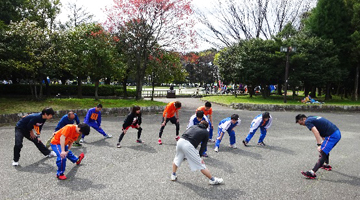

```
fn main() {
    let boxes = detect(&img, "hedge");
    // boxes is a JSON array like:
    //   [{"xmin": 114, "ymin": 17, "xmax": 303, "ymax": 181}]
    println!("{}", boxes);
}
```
[{"xmin": 0, "ymin": 84, "xmax": 136, "ymax": 97}]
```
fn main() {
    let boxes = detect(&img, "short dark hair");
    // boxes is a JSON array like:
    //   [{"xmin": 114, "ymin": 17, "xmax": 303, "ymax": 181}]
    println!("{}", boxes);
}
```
[
  {"xmin": 196, "ymin": 110, "xmax": 204, "ymax": 118},
  {"xmin": 174, "ymin": 101, "xmax": 181, "ymax": 108},
  {"xmin": 262, "ymin": 112, "xmax": 270, "ymax": 119},
  {"xmin": 199, "ymin": 120, "xmax": 209, "ymax": 128},
  {"xmin": 205, "ymin": 101, "xmax": 211, "ymax": 108},
  {"xmin": 78, "ymin": 123, "xmax": 90, "ymax": 135},
  {"xmin": 97, "ymin": 104, "xmax": 103, "ymax": 108},
  {"xmin": 231, "ymin": 114, "xmax": 239, "ymax": 120},
  {"xmin": 42, "ymin": 107, "xmax": 55, "ymax": 116},
  {"xmin": 295, "ymin": 114, "xmax": 307, "ymax": 123},
  {"xmin": 132, "ymin": 105, "xmax": 141, "ymax": 114}
]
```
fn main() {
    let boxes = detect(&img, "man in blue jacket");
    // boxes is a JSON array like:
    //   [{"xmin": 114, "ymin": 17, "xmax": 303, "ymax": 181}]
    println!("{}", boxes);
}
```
[
  {"xmin": 81, "ymin": 104, "xmax": 112, "ymax": 143},
  {"xmin": 13, "ymin": 108, "xmax": 57, "ymax": 166}
]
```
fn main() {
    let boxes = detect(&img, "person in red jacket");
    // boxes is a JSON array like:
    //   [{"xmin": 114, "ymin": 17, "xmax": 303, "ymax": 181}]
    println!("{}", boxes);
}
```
[{"xmin": 158, "ymin": 101, "xmax": 181, "ymax": 145}]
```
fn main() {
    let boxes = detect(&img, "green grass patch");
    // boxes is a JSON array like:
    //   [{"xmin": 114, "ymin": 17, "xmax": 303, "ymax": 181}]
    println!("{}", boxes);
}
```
[
  {"xmin": 202, "ymin": 94, "xmax": 360, "ymax": 106},
  {"xmin": 0, "ymin": 98, "xmax": 166, "ymax": 114}
]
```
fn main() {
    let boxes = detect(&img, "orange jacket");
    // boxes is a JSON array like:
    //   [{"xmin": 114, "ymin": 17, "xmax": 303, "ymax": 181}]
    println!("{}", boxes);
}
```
[
  {"xmin": 196, "ymin": 106, "xmax": 213, "ymax": 116},
  {"xmin": 51, "ymin": 125, "xmax": 80, "ymax": 146},
  {"xmin": 163, "ymin": 101, "xmax": 180, "ymax": 118}
]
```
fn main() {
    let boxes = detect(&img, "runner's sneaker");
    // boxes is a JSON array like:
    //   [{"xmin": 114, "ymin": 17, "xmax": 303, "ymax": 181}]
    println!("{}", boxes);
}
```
[
  {"xmin": 76, "ymin": 153, "xmax": 85, "ymax": 165},
  {"xmin": 12, "ymin": 161, "xmax": 19, "ymax": 166},
  {"xmin": 321, "ymin": 164, "xmax": 332, "ymax": 171},
  {"xmin": 72, "ymin": 142, "xmax": 82, "ymax": 147},
  {"xmin": 208, "ymin": 139, "xmax": 215, "ymax": 143},
  {"xmin": 47, "ymin": 151, "xmax": 57, "ymax": 158},
  {"xmin": 80, "ymin": 138, "xmax": 84, "ymax": 143},
  {"xmin": 301, "ymin": 171, "xmax": 316, "ymax": 179},
  {"xmin": 104, "ymin": 134, "xmax": 112, "ymax": 138},
  {"xmin": 170, "ymin": 174, "xmax": 177, "ymax": 181},
  {"xmin": 257, "ymin": 142, "xmax": 266, "ymax": 146},
  {"xmin": 230, "ymin": 144, "xmax": 237, "ymax": 149},
  {"xmin": 202, "ymin": 153, "xmax": 209, "ymax": 157},
  {"xmin": 57, "ymin": 174, "xmax": 67, "ymax": 180},
  {"xmin": 158, "ymin": 138, "xmax": 162, "ymax": 145},
  {"xmin": 136, "ymin": 139, "xmax": 144, "ymax": 143},
  {"xmin": 175, "ymin": 136, "xmax": 180, "ymax": 141},
  {"xmin": 209, "ymin": 177, "xmax": 223, "ymax": 185},
  {"xmin": 214, "ymin": 147, "xmax": 219, "ymax": 152},
  {"xmin": 242, "ymin": 140, "xmax": 248, "ymax": 147},
  {"xmin": 117, "ymin": 143, "xmax": 121, "ymax": 148}
]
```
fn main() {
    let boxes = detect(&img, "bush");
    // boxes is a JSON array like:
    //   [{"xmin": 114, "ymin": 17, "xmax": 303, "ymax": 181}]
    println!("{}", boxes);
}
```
[{"xmin": 0, "ymin": 84, "xmax": 135, "ymax": 97}]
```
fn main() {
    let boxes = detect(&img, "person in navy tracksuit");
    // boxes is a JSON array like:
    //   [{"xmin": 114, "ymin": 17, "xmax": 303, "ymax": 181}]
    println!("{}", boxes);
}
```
[
  {"xmin": 214, "ymin": 114, "xmax": 241, "ymax": 152},
  {"xmin": 13, "ymin": 108, "xmax": 56, "ymax": 166},
  {"xmin": 81, "ymin": 104, "xmax": 111, "ymax": 142},
  {"xmin": 296, "ymin": 114, "xmax": 341, "ymax": 179},
  {"xmin": 242, "ymin": 112, "xmax": 272, "ymax": 146},
  {"xmin": 187, "ymin": 110, "xmax": 211, "ymax": 157}
]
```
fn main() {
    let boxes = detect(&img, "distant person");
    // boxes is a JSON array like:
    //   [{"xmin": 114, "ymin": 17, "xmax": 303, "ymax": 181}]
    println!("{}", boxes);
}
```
[
  {"xmin": 117, "ymin": 106, "xmax": 143, "ymax": 148},
  {"xmin": 171, "ymin": 121, "xmax": 223, "ymax": 185},
  {"xmin": 81, "ymin": 104, "xmax": 112, "ymax": 143},
  {"xmin": 242, "ymin": 112, "xmax": 273, "ymax": 146},
  {"xmin": 296, "ymin": 114, "xmax": 341, "ymax": 179},
  {"xmin": 13, "ymin": 108, "xmax": 57, "ymax": 166},
  {"xmin": 214, "ymin": 114, "xmax": 241, "ymax": 152},
  {"xmin": 158, "ymin": 101, "xmax": 181, "ymax": 145},
  {"xmin": 50, "ymin": 123, "xmax": 90, "ymax": 180},
  {"xmin": 196, "ymin": 102, "xmax": 214, "ymax": 142},
  {"xmin": 45, "ymin": 111, "xmax": 81, "ymax": 148}
]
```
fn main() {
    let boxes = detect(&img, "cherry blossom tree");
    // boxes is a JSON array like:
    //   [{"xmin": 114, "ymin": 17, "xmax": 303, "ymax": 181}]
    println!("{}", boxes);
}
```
[{"xmin": 104, "ymin": 0, "xmax": 196, "ymax": 99}]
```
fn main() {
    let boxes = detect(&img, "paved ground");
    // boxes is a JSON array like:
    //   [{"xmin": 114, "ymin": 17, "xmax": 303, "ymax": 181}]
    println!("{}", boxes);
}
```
[{"xmin": 1, "ymin": 98, "xmax": 360, "ymax": 200}]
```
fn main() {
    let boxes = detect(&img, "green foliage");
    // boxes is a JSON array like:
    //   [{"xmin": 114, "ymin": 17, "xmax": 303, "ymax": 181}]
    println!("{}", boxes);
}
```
[{"xmin": 0, "ymin": 84, "xmax": 136, "ymax": 96}]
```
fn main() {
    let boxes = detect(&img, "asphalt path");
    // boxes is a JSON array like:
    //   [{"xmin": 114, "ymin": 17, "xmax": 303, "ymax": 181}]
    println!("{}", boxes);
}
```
[{"xmin": 1, "ymin": 98, "xmax": 360, "ymax": 200}]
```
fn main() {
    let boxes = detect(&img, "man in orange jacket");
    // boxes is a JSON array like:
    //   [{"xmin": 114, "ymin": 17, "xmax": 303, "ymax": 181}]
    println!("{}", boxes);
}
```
[{"xmin": 158, "ymin": 101, "xmax": 181, "ymax": 145}]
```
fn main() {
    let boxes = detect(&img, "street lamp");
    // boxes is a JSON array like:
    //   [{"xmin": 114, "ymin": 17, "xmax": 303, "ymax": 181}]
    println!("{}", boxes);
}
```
[{"xmin": 280, "ymin": 46, "xmax": 296, "ymax": 103}]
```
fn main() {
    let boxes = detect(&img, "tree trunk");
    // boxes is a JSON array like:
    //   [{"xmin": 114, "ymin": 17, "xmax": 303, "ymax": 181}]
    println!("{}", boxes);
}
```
[
  {"xmin": 292, "ymin": 86, "xmax": 296, "ymax": 100},
  {"xmin": 248, "ymin": 85, "xmax": 254, "ymax": 98},
  {"xmin": 77, "ymin": 76, "xmax": 83, "ymax": 98},
  {"xmin": 325, "ymin": 83, "xmax": 332, "ymax": 100},
  {"xmin": 39, "ymin": 83, "xmax": 43, "ymax": 99},
  {"xmin": 318, "ymin": 87, "xmax": 322, "ymax": 97},
  {"xmin": 105, "ymin": 77, "xmax": 111, "ymax": 85},
  {"xmin": 311, "ymin": 86, "xmax": 316, "ymax": 98},
  {"xmin": 94, "ymin": 80, "xmax": 99, "ymax": 100},
  {"xmin": 261, "ymin": 84, "xmax": 266, "ymax": 99},
  {"xmin": 304, "ymin": 83, "xmax": 310, "ymax": 97},
  {"xmin": 151, "ymin": 79, "xmax": 155, "ymax": 101},
  {"xmin": 353, "ymin": 65, "xmax": 359, "ymax": 101},
  {"xmin": 45, "ymin": 80, "xmax": 50, "ymax": 97},
  {"xmin": 277, "ymin": 83, "xmax": 282, "ymax": 95},
  {"xmin": 122, "ymin": 78, "xmax": 128, "ymax": 99},
  {"xmin": 34, "ymin": 84, "xmax": 38, "ymax": 99}
]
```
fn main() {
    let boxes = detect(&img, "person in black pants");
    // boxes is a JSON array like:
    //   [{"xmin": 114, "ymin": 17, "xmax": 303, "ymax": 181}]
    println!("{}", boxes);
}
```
[
  {"xmin": 117, "ymin": 106, "xmax": 143, "ymax": 148},
  {"xmin": 13, "ymin": 108, "xmax": 57, "ymax": 166}
]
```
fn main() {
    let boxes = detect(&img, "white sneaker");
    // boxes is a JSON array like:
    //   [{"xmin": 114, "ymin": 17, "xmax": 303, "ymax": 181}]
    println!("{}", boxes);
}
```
[
  {"xmin": 47, "ymin": 151, "xmax": 57, "ymax": 158},
  {"xmin": 12, "ymin": 161, "xmax": 19, "ymax": 166},
  {"xmin": 209, "ymin": 177, "xmax": 223, "ymax": 185},
  {"xmin": 171, "ymin": 174, "xmax": 177, "ymax": 181},
  {"xmin": 117, "ymin": 143, "xmax": 121, "ymax": 148},
  {"xmin": 214, "ymin": 147, "xmax": 219, "ymax": 152},
  {"xmin": 104, "ymin": 134, "xmax": 112, "ymax": 138},
  {"xmin": 80, "ymin": 138, "xmax": 84, "ymax": 143},
  {"xmin": 230, "ymin": 144, "xmax": 237, "ymax": 149}
]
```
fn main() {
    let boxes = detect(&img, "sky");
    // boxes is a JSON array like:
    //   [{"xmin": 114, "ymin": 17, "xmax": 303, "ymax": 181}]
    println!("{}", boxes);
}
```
[{"xmin": 56, "ymin": 0, "xmax": 214, "ymax": 52}]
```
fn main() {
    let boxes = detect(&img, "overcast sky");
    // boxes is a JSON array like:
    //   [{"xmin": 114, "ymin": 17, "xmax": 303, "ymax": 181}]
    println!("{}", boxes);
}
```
[{"xmin": 56, "ymin": 0, "xmax": 214, "ymax": 51}]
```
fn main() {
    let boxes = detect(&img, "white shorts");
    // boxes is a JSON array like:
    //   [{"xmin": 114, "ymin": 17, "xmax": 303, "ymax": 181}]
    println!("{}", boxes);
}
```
[{"xmin": 173, "ymin": 138, "xmax": 206, "ymax": 171}]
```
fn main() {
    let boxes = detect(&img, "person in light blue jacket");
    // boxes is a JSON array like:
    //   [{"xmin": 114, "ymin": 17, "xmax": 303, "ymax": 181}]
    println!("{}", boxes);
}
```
[{"xmin": 242, "ymin": 112, "xmax": 272, "ymax": 146}]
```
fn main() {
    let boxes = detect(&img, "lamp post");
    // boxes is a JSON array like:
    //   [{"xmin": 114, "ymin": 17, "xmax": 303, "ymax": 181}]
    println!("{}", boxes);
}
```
[{"xmin": 280, "ymin": 46, "xmax": 296, "ymax": 103}]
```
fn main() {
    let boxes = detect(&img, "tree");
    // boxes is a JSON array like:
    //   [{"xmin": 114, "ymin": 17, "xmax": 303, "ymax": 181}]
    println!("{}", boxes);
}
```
[
  {"xmin": 63, "ymin": 1, "xmax": 94, "ymax": 28},
  {"xmin": 104, "ymin": 0, "xmax": 195, "ymax": 100},
  {"xmin": 195, "ymin": 0, "xmax": 314, "ymax": 48},
  {"xmin": 147, "ymin": 49, "xmax": 186, "ymax": 100}
]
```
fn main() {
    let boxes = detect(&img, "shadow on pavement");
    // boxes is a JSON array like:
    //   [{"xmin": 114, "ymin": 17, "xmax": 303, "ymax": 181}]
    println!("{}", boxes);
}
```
[
  {"xmin": 127, "ymin": 144, "xmax": 158, "ymax": 153},
  {"xmin": 84, "ymin": 138, "xmax": 112, "ymax": 147},
  {"xmin": 57, "ymin": 164, "xmax": 106, "ymax": 191},
  {"xmin": 321, "ymin": 170, "xmax": 360, "ymax": 186},
  {"xmin": 219, "ymin": 148, "xmax": 263, "ymax": 160},
  {"xmin": 204, "ymin": 157, "xmax": 235, "ymax": 174},
  {"xmin": 15, "ymin": 157, "xmax": 55, "ymax": 174},
  {"xmin": 177, "ymin": 181, "xmax": 245, "ymax": 199},
  {"xmin": 260, "ymin": 145, "xmax": 297, "ymax": 155}
]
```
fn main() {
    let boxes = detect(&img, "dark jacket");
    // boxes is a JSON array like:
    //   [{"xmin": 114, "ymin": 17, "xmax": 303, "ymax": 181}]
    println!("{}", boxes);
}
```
[
  {"xmin": 182, "ymin": 124, "xmax": 209, "ymax": 156},
  {"xmin": 122, "ymin": 112, "xmax": 142, "ymax": 129}
]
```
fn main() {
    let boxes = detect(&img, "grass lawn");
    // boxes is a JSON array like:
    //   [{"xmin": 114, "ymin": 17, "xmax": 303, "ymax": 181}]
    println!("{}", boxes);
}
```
[
  {"xmin": 202, "ymin": 94, "xmax": 360, "ymax": 106},
  {"xmin": 0, "ymin": 98, "xmax": 166, "ymax": 115}
]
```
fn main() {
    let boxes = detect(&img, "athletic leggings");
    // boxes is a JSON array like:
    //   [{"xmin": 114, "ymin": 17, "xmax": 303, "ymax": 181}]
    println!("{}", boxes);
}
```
[
  {"xmin": 118, "ymin": 125, "xmax": 142, "ymax": 143},
  {"xmin": 312, "ymin": 150, "xmax": 329, "ymax": 172},
  {"xmin": 158, "ymin": 116, "xmax": 180, "ymax": 138}
]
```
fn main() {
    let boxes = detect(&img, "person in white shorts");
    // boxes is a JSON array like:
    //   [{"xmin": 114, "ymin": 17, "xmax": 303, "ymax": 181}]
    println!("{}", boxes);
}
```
[{"xmin": 171, "ymin": 121, "xmax": 223, "ymax": 185}]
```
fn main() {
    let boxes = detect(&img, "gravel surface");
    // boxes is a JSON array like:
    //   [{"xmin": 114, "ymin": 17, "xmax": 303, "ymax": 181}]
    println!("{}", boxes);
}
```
[{"xmin": 1, "ymin": 97, "xmax": 360, "ymax": 200}]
